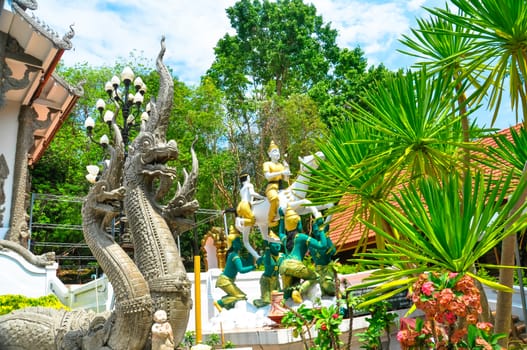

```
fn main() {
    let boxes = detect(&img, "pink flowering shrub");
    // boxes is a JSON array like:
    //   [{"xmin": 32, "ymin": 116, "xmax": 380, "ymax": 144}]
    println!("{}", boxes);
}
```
[{"xmin": 397, "ymin": 272, "xmax": 506, "ymax": 349}]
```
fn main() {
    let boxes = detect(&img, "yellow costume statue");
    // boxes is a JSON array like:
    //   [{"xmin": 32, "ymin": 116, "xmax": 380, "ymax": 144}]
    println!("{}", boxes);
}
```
[
  {"xmin": 263, "ymin": 141, "xmax": 290, "ymax": 227},
  {"xmin": 236, "ymin": 173, "xmax": 264, "ymax": 228}
]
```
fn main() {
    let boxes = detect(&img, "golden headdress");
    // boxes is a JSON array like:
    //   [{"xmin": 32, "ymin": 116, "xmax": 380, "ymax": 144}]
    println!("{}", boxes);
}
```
[
  {"xmin": 268, "ymin": 140, "xmax": 279, "ymax": 153},
  {"xmin": 284, "ymin": 206, "xmax": 300, "ymax": 232},
  {"xmin": 227, "ymin": 225, "xmax": 240, "ymax": 250},
  {"xmin": 268, "ymin": 230, "xmax": 280, "ymax": 241}
]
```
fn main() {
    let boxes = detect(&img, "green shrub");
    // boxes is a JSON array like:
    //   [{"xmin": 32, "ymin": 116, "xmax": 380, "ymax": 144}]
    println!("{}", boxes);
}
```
[
  {"xmin": 336, "ymin": 263, "xmax": 362, "ymax": 275},
  {"xmin": 0, "ymin": 294, "xmax": 69, "ymax": 316}
]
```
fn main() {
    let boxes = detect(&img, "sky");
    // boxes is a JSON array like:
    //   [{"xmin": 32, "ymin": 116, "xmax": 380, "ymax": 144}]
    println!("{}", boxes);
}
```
[{"xmin": 31, "ymin": 0, "xmax": 518, "ymax": 130}]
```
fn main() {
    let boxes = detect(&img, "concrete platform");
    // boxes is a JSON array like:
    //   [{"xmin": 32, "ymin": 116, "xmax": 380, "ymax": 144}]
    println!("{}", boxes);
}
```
[{"xmin": 203, "ymin": 314, "xmax": 405, "ymax": 350}]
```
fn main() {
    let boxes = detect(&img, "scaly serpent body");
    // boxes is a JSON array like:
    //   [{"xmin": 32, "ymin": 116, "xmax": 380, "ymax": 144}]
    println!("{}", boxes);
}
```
[{"xmin": 0, "ymin": 38, "xmax": 198, "ymax": 349}]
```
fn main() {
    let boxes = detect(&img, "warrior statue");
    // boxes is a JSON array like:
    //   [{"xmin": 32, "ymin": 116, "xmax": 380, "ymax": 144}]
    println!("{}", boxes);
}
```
[
  {"xmin": 0, "ymin": 37, "xmax": 199, "ymax": 350},
  {"xmin": 262, "ymin": 141, "xmax": 290, "ymax": 227}
]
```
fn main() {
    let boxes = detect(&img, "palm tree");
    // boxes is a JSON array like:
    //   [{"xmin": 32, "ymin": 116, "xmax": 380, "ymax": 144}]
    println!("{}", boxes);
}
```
[
  {"xmin": 306, "ymin": 120, "xmax": 394, "ymax": 253},
  {"xmin": 398, "ymin": 8, "xmax": 479, "ymax": 169},
  {"xmin": 307, "ymin": 66, "xmax": 483, "ymax": 254},
  {"xmin": 347, "ymin": 170, "xmax": 527, "ymax": 308},
  {"xmin": 429, "ymin": 1, "xmax": 527, "ymax": 343},
  {"xmin": 398, "ymin": 9, "xmax": 498, "ymax": 321},
  {"xmin": 429, "ymin": 0, "xmax": 527, "ymax": 125}
]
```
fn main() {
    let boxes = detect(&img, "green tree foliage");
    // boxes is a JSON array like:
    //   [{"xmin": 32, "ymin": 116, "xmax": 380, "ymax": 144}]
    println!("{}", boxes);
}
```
[
  {"xmin": 28, "ymin": 1, "xmax": 392, "ymax": 273},
  {"xmin": 30, "ymin": 62, "xmax": 115, "ymax": 259},
  {"xmin": 310, "ymin": 47, "xmax": 391, "ymax": 126},
  {"xmin": 208, "ymin": 0, "xmax": 340, "ymax": 98},
  {"xmin": 206, "ymin": 0, "xmax": 368, "ymax": 193}
]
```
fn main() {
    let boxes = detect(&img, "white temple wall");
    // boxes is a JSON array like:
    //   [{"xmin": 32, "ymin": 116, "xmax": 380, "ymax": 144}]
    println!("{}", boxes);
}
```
[
  {"xmin": 0, "ymin": 100, "xmax": 20, "ymax": 239},
  {"xmin": 187, "ymin": 268, "xmax": 263, "ymax": 333},
  {"xmin": 0, "ymin": 248, "xmax": 59, "ymax": 297}
]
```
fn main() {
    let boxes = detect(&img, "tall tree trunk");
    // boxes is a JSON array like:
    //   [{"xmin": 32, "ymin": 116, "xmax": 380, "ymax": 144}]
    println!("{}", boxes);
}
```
[
  {"xmin": 494, "ymin": 161, "xmax": 527, "ymax": 347},
  {"xmin": 495, "ymin": 235, "xmax": 515, "ymax": 347}
]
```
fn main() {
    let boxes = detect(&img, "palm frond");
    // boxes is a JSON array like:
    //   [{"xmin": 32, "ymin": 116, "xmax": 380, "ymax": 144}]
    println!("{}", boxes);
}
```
[
  {"xmin": 346, "ymin": 169, "xmax": 527, "ymax": 303},
  {"xmin": 429, "ymin": 0, "xmax": 527, "ymax": 124}
]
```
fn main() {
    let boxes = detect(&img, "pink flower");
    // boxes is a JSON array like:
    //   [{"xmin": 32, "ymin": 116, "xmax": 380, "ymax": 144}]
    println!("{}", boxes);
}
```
[
  {"xmin": 405, "ymin": 272, "xmax": 489, "ymax": 349},
  {"xmin": 444, "ymin": 311, "xmax": 457, "ymax": 324},
  {"xmin": 396, "ymin": 330, "xmax": 406, "ymax": 342},
  {"xmin": 421, "ymin": 281, "xmax": 435, "ymax": 296},
  {"xmin": 477, "ymin": 322, "xmax": 493, "ymax": 333}
]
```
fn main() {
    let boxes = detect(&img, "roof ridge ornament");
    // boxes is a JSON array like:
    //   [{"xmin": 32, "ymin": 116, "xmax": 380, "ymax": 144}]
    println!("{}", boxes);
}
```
[
  {"xmin": 12, "ymin": 0, "xmax": 37, "ymax": 11},
  {"xmin": 11, "ymin": 1, "xmax": 75, "ymax": 50}
]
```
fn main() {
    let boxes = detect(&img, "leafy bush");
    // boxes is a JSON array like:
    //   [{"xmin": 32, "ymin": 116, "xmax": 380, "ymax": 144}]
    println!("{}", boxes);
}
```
[
  {"xmin": 0, "ymin": 294, "xmax": 69, "ymax": 316},
  {"xmin": 281, "ymin": 302, "xmax": 344, "ymax": 350},
  {"xmin": 356, "ymin": 300, "xmax": 397, "ymax": 349}
]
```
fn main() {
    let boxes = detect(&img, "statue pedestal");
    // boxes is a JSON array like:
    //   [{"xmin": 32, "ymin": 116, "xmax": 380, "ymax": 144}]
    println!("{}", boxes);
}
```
[
  {"xmin": 203, "ymin": 316, "xmax": 409, "ymax": 350},
  {"xmin": 203, "ymin": 318, "xmax": 355, "ymax": 350}
]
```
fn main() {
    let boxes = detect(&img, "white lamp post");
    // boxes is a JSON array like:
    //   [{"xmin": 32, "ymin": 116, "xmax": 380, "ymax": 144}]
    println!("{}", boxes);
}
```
[
  {"xmin": 85, "ymin": 165, "xmax": 100, "ymax": 184},
  {"xmin": 83, "ymin": 66, "xmax": 148, "ymax": 183}
]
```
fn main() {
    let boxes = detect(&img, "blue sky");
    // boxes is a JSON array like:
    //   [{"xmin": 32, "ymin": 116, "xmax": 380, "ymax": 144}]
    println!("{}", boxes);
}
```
[{"xmin": 35, "ymin": 0, "xmax": 517, "ymax": 130}]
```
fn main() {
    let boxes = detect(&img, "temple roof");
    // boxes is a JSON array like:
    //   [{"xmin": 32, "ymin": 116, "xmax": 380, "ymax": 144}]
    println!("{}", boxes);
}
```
[{"xmin": 0, "ymin": 0, "xmax": 81, "ymax": 165}]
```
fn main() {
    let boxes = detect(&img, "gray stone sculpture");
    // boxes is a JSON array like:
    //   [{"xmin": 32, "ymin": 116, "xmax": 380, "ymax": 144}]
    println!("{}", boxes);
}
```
[
  {"xmin": 6, "ymin": 106, "xmax": 53, "ymax": 247},
  {"xmin": 0, "ymin": 37, "xmax": 199, "ymax": 350},
  {"xmin": 151, "ymin": 310, "xmax": 175, "ymax": 350},
  {"xmin": 0, "ymin": 153, "xmax": 8, "ymax": 226}
]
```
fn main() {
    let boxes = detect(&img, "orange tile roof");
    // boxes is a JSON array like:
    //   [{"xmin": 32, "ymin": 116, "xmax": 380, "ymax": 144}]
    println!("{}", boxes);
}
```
[{"xmin": 328, "ymin": 196, "xmax": 375, "ymax": 253}]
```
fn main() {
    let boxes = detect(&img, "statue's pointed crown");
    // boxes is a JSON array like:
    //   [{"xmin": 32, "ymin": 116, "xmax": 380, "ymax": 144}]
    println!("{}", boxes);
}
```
[
  {"xmin": 268, "ymin": 140, "xmax": 279, "ymax": 153},
  {"xmin": 227, "ymin": 225, "xmax": 240, "ymax": 249},
  {"xmin": 285, "ymin": 206, "xmax": 300, "ymax": 231},
  {"xmin": 268, "ymin": 230, "xmax": 279, "ymax": 241}
]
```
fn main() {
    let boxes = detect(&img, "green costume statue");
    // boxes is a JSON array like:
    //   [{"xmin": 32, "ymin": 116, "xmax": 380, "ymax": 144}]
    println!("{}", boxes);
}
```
[
  {"xmin": 277, "ymin": 207, "xmax": 326, "ymax": 303},
  {"xmin": 253, "ymin": 238, "xmax": 283, "ymax": 308},
  {"xmin": 309, "ymin": 218, "xmax": 337, "ymax": 296},
  {"xmin": 215, "ymin": 228, "xmax": 257, "ymax": 310}
]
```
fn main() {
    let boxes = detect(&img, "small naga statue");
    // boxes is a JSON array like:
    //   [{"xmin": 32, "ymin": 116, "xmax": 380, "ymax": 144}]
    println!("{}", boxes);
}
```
[{"xmin": 0, "ymin": 37, "xmax": 199, "ymax": 350}]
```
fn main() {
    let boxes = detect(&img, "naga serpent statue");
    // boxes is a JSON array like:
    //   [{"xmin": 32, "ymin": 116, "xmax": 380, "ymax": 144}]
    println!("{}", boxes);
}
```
[{"xmin": 0, "ymin": 37, "xmax": 199, "ymax": 349}]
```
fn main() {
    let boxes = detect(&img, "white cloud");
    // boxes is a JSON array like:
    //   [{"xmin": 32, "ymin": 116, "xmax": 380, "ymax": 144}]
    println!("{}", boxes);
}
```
[
  {"xmin": 307, "ymin": 0, "xmax": 433, "ymax": 69},
  {"xmin": 37, "ymin": 0, "xmax": 237, "ymax": 85},
  {"xmin": 23, "ymin": 0, "xmax": 516, "ymax": 129},
  {"xmin": 406, "ymin": 0, "xmax": 427, "ymax": 11},
  {"xmin": 37, "ymin": 0, "xmax": 434, "ymax": 83}
]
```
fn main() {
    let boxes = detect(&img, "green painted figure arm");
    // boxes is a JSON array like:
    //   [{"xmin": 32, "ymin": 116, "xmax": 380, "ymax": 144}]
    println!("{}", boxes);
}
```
[
  {"xmin": 221, "ymin": 236, "xmax": 256, "ymax": 279},
  {"xmin": 277, "ymin": 208, "xmax": 287, "ymax": 243},
  {"xmin": 288, "ymin": 232, "xmax": 326, "ymax": 261},
  {"xmin": 311, "ymin": 217, "xmax": 328, "ymax": 249},
  {"xmin": 277, "ymin": 208, "xmax": 326, "ymax": 261},
  {"xmin": 310, "ymin": 219, "xmax": 336, "ymax": 266},
  {"xmin": 222, "ymin": 252, "xmax": 255, "ymax": 279}
]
